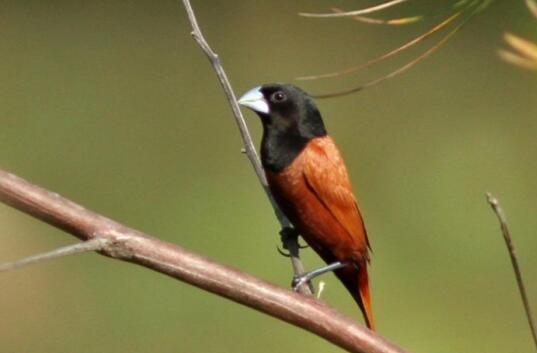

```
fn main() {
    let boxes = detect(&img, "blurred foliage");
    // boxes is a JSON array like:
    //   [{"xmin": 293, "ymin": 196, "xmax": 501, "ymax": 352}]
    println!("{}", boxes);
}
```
[
  {"xmin": 500, "ymin": 0, "xmax": 537, "ymax": 71},
  {"xmin": 1, "ymin": 1, "xmax": 536, "ymax": 353}
]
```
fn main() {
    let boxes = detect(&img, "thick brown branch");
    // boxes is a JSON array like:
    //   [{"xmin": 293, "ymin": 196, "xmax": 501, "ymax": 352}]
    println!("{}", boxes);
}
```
[
  {"xmin": 486, "ymin": 193, "xmax": 537, "ymax": 350},
  {"xmin": 180, "ymin": 0, "xmax": 312, "ymax": 294},
  {"xmin": 0, "ymin": 169, "xmax": 406, "ymax": 353}
]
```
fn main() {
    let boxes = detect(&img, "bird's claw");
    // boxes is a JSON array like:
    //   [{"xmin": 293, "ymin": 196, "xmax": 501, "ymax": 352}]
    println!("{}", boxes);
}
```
[{"xmin": 276, "ymin": 245, "xmax": 291, "ymax": 257}]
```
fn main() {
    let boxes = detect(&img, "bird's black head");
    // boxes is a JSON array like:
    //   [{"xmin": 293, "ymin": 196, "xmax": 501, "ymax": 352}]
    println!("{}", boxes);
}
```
[{"xmin": 238, "ymin": 83, "xmax": 327, "ymax": 172}]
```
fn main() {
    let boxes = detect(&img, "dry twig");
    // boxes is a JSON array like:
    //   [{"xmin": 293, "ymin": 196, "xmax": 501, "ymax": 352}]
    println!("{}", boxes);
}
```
[
  {"xmin": 486, "ymin": 193, "xmax": 537, "ymax": 350},
  {"xmin": 181, "ymin": 0, "xmax": 313, "ymax": 295},
  {"xmin": 0, "ymin": 238, "xmax": 108, "ymax": 272}
]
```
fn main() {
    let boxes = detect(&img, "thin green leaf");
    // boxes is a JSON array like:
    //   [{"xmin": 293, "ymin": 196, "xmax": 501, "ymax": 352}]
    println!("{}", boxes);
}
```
[
  {"xmin": 330, "ymin": 7, "xmax": 423, "ymax": 25},
  {"xmin": 299, "ymin": 0, "xmax": 410, "ymax": 18},
  {"xmin": 312, "ymin": 5, "xmax": 483, "ymax": 98}
]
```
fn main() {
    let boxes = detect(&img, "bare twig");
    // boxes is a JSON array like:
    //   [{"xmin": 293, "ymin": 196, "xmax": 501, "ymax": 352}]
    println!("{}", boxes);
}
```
[
  {"xmin": 486, "ymin": 193, "xmax": 537, "ymax": 350},
  {"xmin": 179, "ymin": 0, "xmax": 312, "ymax": 295},
  {"xmin": 0, "ymin": 169, "xmax": 407, "ymax": 353},
  {"xmin": 0, "ymin": 238, "xmax": 108, "ymax": 271}
]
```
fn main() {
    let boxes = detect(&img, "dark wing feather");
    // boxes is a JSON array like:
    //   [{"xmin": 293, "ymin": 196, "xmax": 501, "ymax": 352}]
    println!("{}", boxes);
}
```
[{"xmin": 302, "ymin": 137, "xmax": 370, "ymax": 257}]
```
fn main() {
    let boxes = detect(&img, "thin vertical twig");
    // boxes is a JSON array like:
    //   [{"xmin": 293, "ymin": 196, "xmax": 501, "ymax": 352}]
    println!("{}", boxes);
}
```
[
  {"xmin": 179, "ymin": 0, "xmax": 312, "ymax": 294},
  {"xmin": 486, "ymin": 193, "xmax": 537, "ymax": 350}
]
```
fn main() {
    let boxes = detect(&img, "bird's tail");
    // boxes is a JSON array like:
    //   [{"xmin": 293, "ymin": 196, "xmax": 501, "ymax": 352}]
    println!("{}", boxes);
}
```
[{"xmin": 336, "ymin": 264, "xmax": 374, "ymax": 330}]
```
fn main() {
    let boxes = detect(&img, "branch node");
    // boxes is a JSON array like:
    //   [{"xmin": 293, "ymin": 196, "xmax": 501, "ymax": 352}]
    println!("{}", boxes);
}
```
[{"xmin": 100, "ymin": 234, "xmax": 135, "ymax": 259}]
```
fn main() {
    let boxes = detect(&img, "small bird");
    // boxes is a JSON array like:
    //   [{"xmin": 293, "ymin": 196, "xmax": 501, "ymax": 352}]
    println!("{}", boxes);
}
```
[{"xmin": 238, "ymin": 83, "xmax": 374, "ymax": 330}]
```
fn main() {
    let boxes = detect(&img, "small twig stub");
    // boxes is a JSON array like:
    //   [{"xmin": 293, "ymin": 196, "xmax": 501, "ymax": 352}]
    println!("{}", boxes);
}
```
[{"xmin": 0, "ymin": 238, "xmax": 108, "ymax": 272}]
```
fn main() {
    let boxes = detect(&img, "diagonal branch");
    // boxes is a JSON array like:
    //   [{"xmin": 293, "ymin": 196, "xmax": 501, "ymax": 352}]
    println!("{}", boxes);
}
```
[
  {"xmin": 486, "ymin": 193, "xmax": 537, "ymax": 350},
  {"xmin": 180, "ymin": 0, "xmax": 312, "ymax": 295},
  {"xmin": 0, "ymin": 169, "xmax": 407, "ymax": 353}
]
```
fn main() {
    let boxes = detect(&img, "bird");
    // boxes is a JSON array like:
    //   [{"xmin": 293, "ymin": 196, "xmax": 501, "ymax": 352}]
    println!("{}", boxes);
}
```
[{"xmin": 238, "ymin": 83, "xmax": 374, "ymax": 330}]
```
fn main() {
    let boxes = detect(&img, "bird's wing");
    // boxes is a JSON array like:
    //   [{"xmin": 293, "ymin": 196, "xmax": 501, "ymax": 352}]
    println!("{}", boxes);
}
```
[{"xmin": 302, "ymin": 137, "xmax": 370, "ymax": 254}]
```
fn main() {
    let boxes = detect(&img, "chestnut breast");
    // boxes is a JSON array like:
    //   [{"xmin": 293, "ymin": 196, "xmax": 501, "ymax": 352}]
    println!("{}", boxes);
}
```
[{"xmin": 266, "ymin": 136, "xmax": 368, "ymax": 263}]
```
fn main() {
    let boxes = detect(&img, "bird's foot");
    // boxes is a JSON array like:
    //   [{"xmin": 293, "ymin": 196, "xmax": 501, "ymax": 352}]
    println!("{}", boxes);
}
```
[
  {"xmin": 279, "ymin": 227, "xmax": 298, "ymax": 244},
  {"xmin": 292, "ymin": 274, "xmax": 312, "ymax": 292},
  {"xmin": 276, "ymin": 245, "xmax": 291, "ymax": 257},
  {"xmin": 277, "ymin": 227, "xmax": 308, "ymax": 258},
  {"xmin": 291, "ymin": 261, "xmax": 349, "ymax": 292}
]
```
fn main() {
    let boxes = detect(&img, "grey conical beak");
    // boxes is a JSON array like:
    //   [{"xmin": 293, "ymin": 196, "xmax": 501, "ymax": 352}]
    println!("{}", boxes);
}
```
[{"xmin": 238, "ymin": 86, "xmax": 269, "ymax": 114}]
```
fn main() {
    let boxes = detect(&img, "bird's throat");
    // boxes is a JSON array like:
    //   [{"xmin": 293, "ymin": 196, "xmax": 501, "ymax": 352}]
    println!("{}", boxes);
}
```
[{"xmin": 260, "ymin": 129, "xmax": 310, "ymax": 172}]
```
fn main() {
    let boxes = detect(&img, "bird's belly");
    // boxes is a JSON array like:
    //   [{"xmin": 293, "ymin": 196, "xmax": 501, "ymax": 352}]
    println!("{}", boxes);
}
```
[
  {"xmin": 290, "ymin": 190, "xmax": 356, "ymax": 261},
  {"xmin": 267, "ymin": 171, "xmax": 359, "ymax": 262}
]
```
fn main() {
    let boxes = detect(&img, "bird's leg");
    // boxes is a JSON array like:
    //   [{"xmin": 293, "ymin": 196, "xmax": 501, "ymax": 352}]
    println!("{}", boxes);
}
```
[
  {"xmin": 291, "ymin": 261, "xmax": 349, "ymax": 292},
  {"xmin": 278, "ymin": 227, "xmax": 317, "ymax": 294}
]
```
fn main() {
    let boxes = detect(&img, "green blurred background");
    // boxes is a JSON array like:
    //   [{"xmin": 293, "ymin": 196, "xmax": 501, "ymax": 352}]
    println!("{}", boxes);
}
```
[{"xmin": 1, "ymin": 1, "xmax": 536, "ymax": 352}]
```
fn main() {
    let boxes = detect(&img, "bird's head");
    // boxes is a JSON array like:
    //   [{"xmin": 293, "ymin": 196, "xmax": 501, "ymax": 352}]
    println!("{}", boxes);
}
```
[{"xmin": 238, "ymin": 83, "xmax": 326, "ymax": 139}]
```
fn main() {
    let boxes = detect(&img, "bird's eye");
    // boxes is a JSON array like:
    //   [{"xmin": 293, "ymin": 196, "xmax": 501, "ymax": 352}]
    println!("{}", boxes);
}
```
[{"xmin": 271, "ymin": 91, "xmax": 287, "ymax": 103}]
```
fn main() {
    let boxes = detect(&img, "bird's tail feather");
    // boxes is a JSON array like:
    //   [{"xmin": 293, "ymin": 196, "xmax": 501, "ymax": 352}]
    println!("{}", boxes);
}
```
[{"xmin": 336, "ymin": 265, "xmax": 374, "ymax": 330}]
